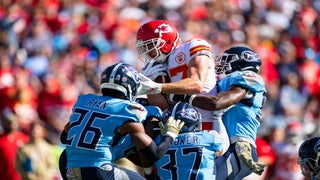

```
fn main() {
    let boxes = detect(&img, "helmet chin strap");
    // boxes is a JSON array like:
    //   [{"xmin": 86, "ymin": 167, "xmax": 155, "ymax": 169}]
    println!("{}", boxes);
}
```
[{"xmin": 145, "ymin": 48, "xmax": 168, "ymax": 64}]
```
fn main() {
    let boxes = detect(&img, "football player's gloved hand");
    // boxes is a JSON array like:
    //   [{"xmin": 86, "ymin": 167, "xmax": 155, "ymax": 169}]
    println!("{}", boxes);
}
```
[
  {"xmin": 235, "ymin": 141, "xmax": 267, "ymax": 175},
  {"xmin": 166, "ymin": 94, "xmax": 196, "ymax": 105},
  {"xmin": 141, "ymin": 60, "xmax": 167, "ymax": 81},
  {"xmin": 159, "ymin": 116, "xmax": 185, "ymax": 139},
  {"xmin": 137, "ymin": 73, "xmax": 162, "ymax": 95}
]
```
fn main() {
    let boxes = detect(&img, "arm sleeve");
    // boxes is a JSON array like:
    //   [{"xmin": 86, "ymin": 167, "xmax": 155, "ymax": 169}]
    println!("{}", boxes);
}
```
[{"xmin": 139, "ymin": 135, "xmax": 172, "ymax": 162}]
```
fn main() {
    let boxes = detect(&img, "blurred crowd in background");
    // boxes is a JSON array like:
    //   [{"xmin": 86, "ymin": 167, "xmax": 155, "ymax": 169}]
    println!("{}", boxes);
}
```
[{"xmin": 0, "ymin": 0, "xmax": 319, "ymax": 179}]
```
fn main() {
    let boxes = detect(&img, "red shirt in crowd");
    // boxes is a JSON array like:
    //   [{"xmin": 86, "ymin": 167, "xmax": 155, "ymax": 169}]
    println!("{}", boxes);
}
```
[{"xmin": 0, "ymin": 131, "xmax": 29, "ymax": 180}]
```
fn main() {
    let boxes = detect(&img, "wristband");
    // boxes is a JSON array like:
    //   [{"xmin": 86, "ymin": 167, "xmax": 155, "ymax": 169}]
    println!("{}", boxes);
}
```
[{"xmin": 154, "ymin": 83, "xmax": 162, "ymax": 94}]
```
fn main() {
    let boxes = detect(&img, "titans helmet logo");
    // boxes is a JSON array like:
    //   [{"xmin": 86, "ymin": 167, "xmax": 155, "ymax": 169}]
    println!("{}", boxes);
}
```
[
  {"xmin": 241, "ymin": 50, "xmax": 260, "ymax": 62},
  {"xmin": 180, "ymin": 108, "xmax": 199, "ymax": 121}
]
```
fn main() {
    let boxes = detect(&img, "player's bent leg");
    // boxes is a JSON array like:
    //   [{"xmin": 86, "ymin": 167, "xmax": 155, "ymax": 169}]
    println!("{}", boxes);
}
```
[
  {"xmin": 114, "ymin": 158, "xmax": 144, "ymax": 175},
  {"xmin": 66, "ymin": 164, "xmax": 146, "ymax": 180},
  {"xmin": 215, "ymin": 147, "xmax": 240, "ymax": 180},
  {"xmin": 233, "ymin": 164, "xmax": 253, "ymax": 180},
  {"xmin": 59, "ymin": 149, "xmax": 68, "ymax": 180},
  {"xmin": 233, "ymin": 143, "xmax": 260, "ymax": 180}
]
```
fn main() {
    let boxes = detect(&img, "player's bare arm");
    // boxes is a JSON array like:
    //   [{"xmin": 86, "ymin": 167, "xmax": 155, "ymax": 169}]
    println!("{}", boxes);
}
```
[
  {"xmin": 119, "ymin": 118, "xmax": 184, "ymax": 167},
  {"xmin": 161, "ymin": 55, "xmax": 212, "ymax": 95},
  {"xmin": 119, "ymin": 121, "xmax": 161, "ymax": 168},
  {"xmin": 146, "ymin": 54, "xmax": 212, "ymax": 110},
  {"xmin": 138, "ymin": 56, "xmax": 213, "ymax": 96},
  {"xmin": 187, "ymin": 54, "xmax": 212, "ymax": 90},
  {"xmin": 120, "ymin": 121, "xmax": 153, "ymax": 149},
  {"xmin": 146, "ymin": 77, "xmax": 202, "ymax": 110},
  {"xmin": 192, "ymin": 86, "xmax": 247, "ymax": 111}
]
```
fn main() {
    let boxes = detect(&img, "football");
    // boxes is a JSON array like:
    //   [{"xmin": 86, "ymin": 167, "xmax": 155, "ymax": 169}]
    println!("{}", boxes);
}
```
[
  {"xmin": 155, "ymin": 72, "xmax": 171, "ymax": 83},
  {"xmin": 153, "ymin": 62, "xmax": 171, "ymax": 83}
]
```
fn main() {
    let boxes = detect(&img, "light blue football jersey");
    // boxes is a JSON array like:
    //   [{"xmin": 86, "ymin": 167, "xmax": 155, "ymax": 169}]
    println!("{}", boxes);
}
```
[
  {"xmin": 154, "ymin": 131, "xmax": 224, "ymax": 180},
  {"xmin": 65, "ymin": 94, "xmax": 147, "ymax": 168},
  {"xmin": 218, "ymin": 71, "xmax": 266, "ymax": 142}
]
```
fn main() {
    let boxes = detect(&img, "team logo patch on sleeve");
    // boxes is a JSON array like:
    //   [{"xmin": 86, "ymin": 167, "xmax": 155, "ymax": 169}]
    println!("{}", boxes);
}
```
[{"xmin": 175, "ymin": 52, "xmax": 186, "ymax": 63}]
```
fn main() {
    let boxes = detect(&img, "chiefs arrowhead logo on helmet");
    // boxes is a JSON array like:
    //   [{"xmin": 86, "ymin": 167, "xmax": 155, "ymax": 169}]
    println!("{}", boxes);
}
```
[{"xmin": 154, "ymin": 23, "xmax": 173, "ymax": 34}]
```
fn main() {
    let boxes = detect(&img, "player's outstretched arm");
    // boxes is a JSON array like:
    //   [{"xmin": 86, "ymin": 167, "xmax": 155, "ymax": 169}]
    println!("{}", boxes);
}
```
[
  {"xmin": 192, "ymin": 86, "xmax": 246, "ymax": 110},
  {"xmin": 168, "ymin": 86, "xmax": 247, "ymax": 111},
  {"xmin": 138, "ymin": 73, "xmax": 202, "ymax": 95}
]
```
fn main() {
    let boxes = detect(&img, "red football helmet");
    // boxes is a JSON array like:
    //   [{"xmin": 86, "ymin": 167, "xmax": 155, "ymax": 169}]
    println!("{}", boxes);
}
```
[{"xmin": 136, "ymin": 20, "xmax": 180, "ymax": 63}]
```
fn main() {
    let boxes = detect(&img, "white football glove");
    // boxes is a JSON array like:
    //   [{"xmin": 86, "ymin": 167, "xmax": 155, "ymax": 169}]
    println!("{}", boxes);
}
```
[
  {"xmin": 140, "ymin": 60, "xmax": 167, "ymax": 81},
  {"xmin": 137, "ymin": 73, "xmax": 162, "ymax": 95}
]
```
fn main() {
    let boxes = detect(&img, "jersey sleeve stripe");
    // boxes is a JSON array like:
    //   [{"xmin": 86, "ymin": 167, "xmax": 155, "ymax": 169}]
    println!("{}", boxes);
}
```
[{"xmin": 190, "ymin": 45, "xmax": 212, "ymax": 57}]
